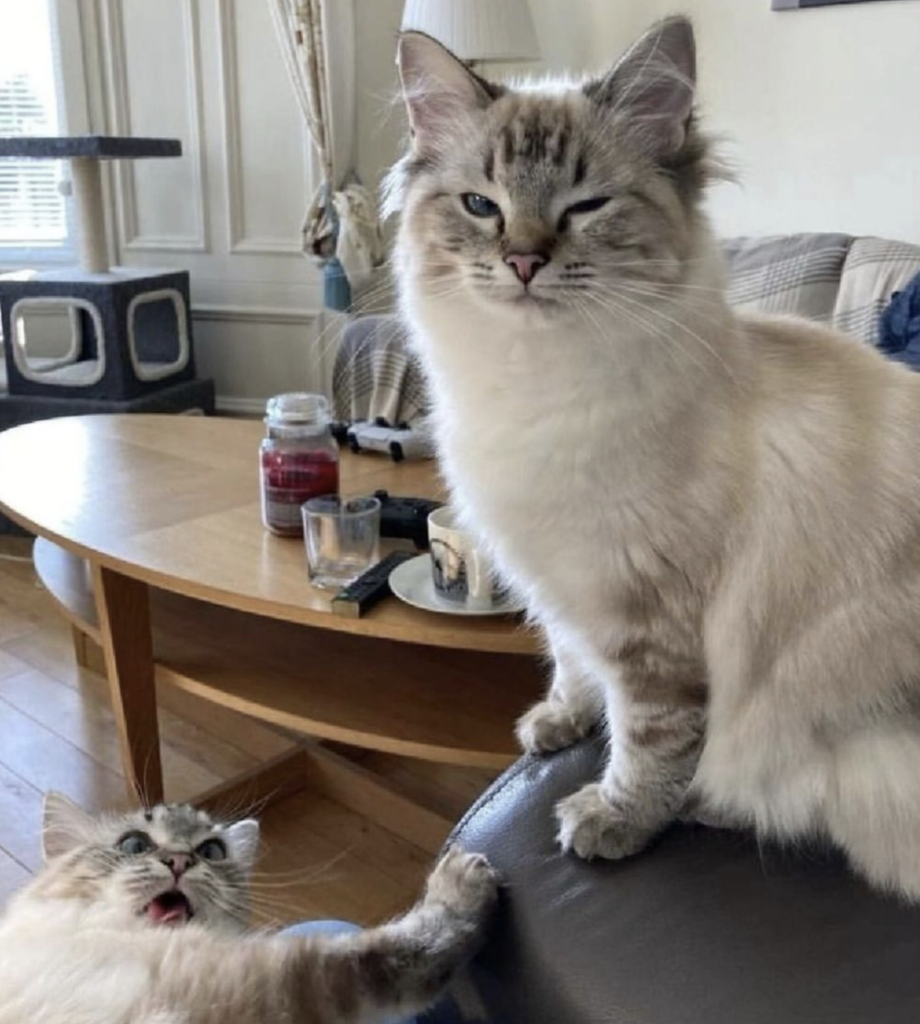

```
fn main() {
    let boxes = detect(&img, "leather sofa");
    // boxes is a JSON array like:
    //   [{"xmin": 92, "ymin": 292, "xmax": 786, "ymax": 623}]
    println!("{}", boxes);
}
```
[{"xmin": 451, "ymin": 737, "xmax": 920, "ymax": 1024}]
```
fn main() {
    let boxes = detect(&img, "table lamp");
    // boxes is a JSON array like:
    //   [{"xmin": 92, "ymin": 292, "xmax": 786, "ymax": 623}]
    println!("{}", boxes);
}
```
[{"xmin": 400, "ymin": 0, "xmax": 541, "ymax": 65}]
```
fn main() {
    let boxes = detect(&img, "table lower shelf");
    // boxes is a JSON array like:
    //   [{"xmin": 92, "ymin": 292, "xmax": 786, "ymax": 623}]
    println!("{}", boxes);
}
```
[{"xmin": 34, "ymin": 538, "xmax": 545, "ymax": 769}]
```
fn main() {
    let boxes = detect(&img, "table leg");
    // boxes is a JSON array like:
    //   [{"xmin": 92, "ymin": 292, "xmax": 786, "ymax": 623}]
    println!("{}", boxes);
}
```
[
  {"xmin": 91, "ymin": 564, "xmax": 164, "ymax": 805},
  {"xmin": 71, "ymin": 625, "xmax": 91, "ymax": 669}
]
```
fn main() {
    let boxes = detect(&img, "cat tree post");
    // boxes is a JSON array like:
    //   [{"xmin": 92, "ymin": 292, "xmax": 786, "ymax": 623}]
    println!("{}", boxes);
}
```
[
  {"xmin": 70, "ymin": 155, "xmax": 108, "ymax": 273},
  {"xmin": 0, "ymin": 135, "xmax": 184, "ymax": 273}
]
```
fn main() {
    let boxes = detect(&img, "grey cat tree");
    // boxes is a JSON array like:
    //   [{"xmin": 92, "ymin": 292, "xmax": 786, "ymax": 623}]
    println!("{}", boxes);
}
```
[{"xmin": 0, "ymin": 135, "xmax": 215, "ymax": 431}]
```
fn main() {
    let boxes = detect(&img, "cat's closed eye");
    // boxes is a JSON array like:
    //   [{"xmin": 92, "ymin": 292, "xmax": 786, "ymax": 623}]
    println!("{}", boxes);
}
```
[
  {"xmin": 461, "ymin": 193, "xmax": 501, "ymax": 218},
  {"xmin": 559, "ymin": 197, "xmax": 611, "ymax": 230}
]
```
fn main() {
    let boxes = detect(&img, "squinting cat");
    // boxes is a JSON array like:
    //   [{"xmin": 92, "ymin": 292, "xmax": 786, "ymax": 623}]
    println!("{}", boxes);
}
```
[
  {"xmin": 388, "ymin": 15, "xmax": 920, "ymax": 900},
  {"xmin": 0, "ymin": 793, "xmax": 497, "ymax": 1023}
]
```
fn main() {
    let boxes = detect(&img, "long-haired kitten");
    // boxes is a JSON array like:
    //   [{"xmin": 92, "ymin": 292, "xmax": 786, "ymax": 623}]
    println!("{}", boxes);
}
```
[
  {"xmin": 0, "ymin": 793, "xmax": 497, "ymax": 1023},
  {"xmin": 388, "ymin": 15, "xmax": 920, "ymax": 900}
]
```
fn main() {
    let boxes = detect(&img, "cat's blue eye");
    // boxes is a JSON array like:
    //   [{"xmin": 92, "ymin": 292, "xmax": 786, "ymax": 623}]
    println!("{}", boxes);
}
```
[
  {"xmin": 461, "ymin": 193, "xmax": 501, "ymax": 218},
  {"xmin": 118, "ymin": 831, "xmax": 154, "ymax": 856},
  {"xmin": 196, "ymin": 838, "xmax": 227, "ymax": 862},
  {"xmin": 564, "ymin": 197, "xmax": 611, "ymax": 217}
]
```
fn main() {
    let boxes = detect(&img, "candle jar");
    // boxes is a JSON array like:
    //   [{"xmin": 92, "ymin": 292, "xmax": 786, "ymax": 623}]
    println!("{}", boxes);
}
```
[{"xmin": 260, "ymin": 393, "xmax": 340, "ymax": 537}]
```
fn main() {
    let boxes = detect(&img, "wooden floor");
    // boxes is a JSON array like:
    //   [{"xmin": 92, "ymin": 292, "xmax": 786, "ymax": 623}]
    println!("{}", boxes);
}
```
[{"xmin": 0, "ymin": 535, "xmax": 496, "ymax": 928}]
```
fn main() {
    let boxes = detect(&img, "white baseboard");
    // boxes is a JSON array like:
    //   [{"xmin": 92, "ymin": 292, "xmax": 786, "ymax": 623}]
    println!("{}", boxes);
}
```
[{"xmin": 214, "ymin": 396, "xmax": 266, "ymax": 417}]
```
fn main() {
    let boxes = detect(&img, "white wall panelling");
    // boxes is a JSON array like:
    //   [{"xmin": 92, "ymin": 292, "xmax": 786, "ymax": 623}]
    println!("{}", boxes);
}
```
[
  {"xmin": 100, "ymin": 0, "xmax": 208, "ymax": 252},
  {"xmin": 218, "ymin": 0, "xmax": 317, "ymax": 256},
  {"xmin": 83, "ymin": 0, "xmax": 327, "ymax": 403}
]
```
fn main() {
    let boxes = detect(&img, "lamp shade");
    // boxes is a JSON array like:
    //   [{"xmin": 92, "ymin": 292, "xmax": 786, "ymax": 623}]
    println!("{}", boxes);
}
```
[{"xmin": 400, "ymin": 0, "xmax": 540, "ymax": 63}]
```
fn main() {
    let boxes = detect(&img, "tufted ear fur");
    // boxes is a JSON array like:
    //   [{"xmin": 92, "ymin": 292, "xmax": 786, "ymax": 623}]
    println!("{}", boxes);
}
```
[
  {"xmin": 224, "ymin": 818, "xmax": 260, "ymax": 873},
  {"xmin": 396, "ymin": 31, "xmax": 500, "ymax": 156},
  {"xmin": 42, "ymin": 791, "xmax": 94, "ymax": 862},
  {"xmin": 584, "ymin": 15, "xmax": 696, "ymax": 158}
]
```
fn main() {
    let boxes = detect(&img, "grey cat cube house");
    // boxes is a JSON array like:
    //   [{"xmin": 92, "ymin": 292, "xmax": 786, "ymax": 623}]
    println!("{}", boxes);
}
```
[
  {"xmin": 1, "ymin": 267, "xmax": 197, "ymax": 401},
  {"xmin": 0, "ymin": 136, "xmax": 214, "ymax": 412}
]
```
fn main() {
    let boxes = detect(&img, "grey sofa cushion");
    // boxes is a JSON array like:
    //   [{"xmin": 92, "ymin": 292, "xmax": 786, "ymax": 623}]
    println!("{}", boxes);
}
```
[
  {"xmin": 332, "ymin": 315, "xmax": 428, "ymax": 426},
  {"xmin": 722, "ymin": 233, "xmax": 853, "ymax": 324},
  {"xmin": 453, "ymin": 738, "xmax": 920, "ymax": 1024},
  {"xmin": 833, "ymin": 236, "xmax": 920, "ymax": 347}
]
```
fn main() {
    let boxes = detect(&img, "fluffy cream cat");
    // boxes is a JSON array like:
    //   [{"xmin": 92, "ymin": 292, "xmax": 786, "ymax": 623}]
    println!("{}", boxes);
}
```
[
  {"xmin": 0, "ymin": 794, "xmax": 497, "ymax": 1023},
  {"xmin": 389, "ymin": 16, "xmax": 920, "ymax": 899}
]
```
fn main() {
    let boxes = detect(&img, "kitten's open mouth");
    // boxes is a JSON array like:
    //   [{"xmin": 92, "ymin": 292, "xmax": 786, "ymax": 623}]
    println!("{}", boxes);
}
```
[{"xmin": 146, "ymin": 889, "xmax": 194, "ymax": 926}]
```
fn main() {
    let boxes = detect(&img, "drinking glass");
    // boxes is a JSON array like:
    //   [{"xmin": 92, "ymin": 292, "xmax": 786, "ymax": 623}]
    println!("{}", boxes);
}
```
[{"xmin": 302, "ymin": 495, "xmax": 381, "ymax": 590}]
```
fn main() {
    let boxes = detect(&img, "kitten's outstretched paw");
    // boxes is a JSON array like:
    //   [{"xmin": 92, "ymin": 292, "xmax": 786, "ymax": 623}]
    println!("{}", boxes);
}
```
[
  {"xmin": 424, "ymin": 847, "xmax": 499, "ymax": 922},
  {"xmin": 516, "ymin": 699, "xmax": 593, "ymax": 754},
  {"xmin": 556, "ymin": 783, "xmax": 659, "ymax": 861}
]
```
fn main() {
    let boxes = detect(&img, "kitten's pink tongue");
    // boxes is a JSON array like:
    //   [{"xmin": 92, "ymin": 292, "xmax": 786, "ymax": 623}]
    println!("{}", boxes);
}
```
[{"xmin": 147, "ymin": 892, "xmax": 191, "ymax": 925}]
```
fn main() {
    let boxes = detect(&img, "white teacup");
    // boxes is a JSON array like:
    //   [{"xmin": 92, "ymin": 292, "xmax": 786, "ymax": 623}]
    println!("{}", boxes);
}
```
[{"xmin": 427, "ymin": 507, "xmax": 504, "ymax": 610}]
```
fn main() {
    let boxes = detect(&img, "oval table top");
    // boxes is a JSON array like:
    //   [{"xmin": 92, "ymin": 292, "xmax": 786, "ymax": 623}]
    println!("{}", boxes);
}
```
[{"xmin": 0, "ymin": 415, "xmax": 538, "ymax": 654}]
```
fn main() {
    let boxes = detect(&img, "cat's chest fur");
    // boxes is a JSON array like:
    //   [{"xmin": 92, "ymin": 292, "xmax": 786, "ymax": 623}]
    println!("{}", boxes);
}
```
[
  {"xmin": 0, "ymin": 904, "xmax": 188, "ymax": 1024},
  {"xmin": 410, "ymin": 298, "xmax": 732, "ymax": 631}
]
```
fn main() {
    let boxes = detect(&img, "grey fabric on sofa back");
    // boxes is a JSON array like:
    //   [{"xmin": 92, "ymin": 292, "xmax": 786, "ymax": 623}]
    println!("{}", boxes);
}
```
[
  {"xmin": 833, "ymin": 236, "xmax": 920, "ymax": 345},
  {"xmin": 332, "ymin": 315, "xmax": 427, "ymax": 427},
  {"xmin": 722, "ymin": 232, "xmax": 920, "ymax": 348},
  {"xmin": 333, "ymin": 234, "xmax": 920, "ymax": 425},
  {"xmin": 722, "ymin": 232, "xmax": 852, "ymax": 324}
]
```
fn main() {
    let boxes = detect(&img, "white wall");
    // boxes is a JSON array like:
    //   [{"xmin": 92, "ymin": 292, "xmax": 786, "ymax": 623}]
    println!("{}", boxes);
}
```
[
  {"xmin": 577, "ymin": 0, "xmax": 920, "ymax": 244},
  {"xmin": 355, "ymin": 0, "xmax": 920, "ymax": 245}
]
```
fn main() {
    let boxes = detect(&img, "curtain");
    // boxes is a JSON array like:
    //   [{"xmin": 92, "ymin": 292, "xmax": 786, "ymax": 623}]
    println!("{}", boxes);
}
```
[{"xmin": 267, "ymin": 0, "xmax": 383, "ymax": 310}]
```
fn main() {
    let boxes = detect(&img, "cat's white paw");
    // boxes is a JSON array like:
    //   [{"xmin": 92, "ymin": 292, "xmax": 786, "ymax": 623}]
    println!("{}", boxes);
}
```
[
  {"xmin": 516, "ymin": 699, "xmax": 592, "ymax": 754},
  {"xmin": 425, "ymin": 847, "xmax": 499, "ymax": 920},
  {"xmin": 555, "ymin": 783, "xmax": 659, "ymax": 861}
]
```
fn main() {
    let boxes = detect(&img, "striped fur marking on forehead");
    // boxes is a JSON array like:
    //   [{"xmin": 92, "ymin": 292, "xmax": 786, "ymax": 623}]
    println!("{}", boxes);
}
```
[
  {"xmin": 139, "ymin": 804, "xmax": 222, "ymax": 845},
  {"xmin": 485, "ymin": 96, "xmax": 587, "ymax": 182},
  {"xmin": 498, "ymin": 110, "xmax": 575, "ymax": 169}
]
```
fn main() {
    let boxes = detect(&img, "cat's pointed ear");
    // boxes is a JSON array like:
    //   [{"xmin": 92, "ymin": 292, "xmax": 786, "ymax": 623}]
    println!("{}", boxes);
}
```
[
  {"xmin": 397, "ymin": 31, "xmax": 499, "ymax": 156},
  {"xmin": 225, "ymin": 818, "xmax": 260, "ymax": 872},
  {"xmin": 585, "ymin": 16, "xmax": 696, "ymax": 157},
  {"xmin": 42, "ymin": 792, "xmax": 93, "ymax": 862}
]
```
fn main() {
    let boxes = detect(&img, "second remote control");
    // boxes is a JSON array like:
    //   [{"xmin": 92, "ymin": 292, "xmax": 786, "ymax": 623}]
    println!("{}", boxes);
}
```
[{"xmin": 331, "ymin": 550, "xmax": 417, "ymax": 618}]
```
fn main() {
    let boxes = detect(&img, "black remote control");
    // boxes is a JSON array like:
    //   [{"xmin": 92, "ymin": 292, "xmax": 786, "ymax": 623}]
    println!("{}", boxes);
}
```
[
  {"xmin": 331, "ymin": 550, "xmax": 418, "ymax": 619},
  {"xmin": 374, "ymin": 489, "xmax": 444, "ymax": 549}
]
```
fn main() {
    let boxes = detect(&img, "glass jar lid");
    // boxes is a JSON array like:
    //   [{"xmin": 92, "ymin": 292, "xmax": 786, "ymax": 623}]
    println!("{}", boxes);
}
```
[{"xmin": 265, "ymin": 392, "xmax": 330, "ymax": 427}]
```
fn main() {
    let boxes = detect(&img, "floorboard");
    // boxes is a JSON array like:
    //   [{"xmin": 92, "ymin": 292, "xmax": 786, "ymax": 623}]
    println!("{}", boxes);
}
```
[{"xmin": 0, "ymin": 537, "xmax": 466, "ymax": 926}]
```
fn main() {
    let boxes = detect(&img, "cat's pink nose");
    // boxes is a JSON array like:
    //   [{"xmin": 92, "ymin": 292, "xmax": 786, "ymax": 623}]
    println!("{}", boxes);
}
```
[
  {"xmin": 504, "ymin": 252, "xmax": 548, "ymax": 285},
  {"xmin": 164, "ymin": 853, "xmax": 193, "ymax": 878}
]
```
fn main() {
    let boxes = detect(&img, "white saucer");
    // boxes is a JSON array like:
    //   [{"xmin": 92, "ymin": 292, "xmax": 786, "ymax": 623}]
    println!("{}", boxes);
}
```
[{"xmin": 388, "ymin": 554, "xmax": 525, "ymax": 617}]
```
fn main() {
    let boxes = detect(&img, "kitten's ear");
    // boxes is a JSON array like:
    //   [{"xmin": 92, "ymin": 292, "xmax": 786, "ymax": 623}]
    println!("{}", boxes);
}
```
[
  {"xmin": 585, "ymin": 16, "xmax": 696, "ymax": 157},
  {"xmin": 225, "ymin": 818, "xmax": 260, "ymax": 872},
  {"xmin": 396, "ymin": 31, "xmax": 498, "ymax": 156},
  {"xmin": 42, "ymin": 792, "xmax": 93, "ymax": 862}
]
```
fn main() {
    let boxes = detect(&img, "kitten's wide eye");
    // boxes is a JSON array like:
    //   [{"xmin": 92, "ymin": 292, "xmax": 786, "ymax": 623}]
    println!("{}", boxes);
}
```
[
  {"xmin": 461, "ymin": 193, "xmax": 500, "ymax": 218},
  {"xmin": 564, "ymin": 197, "xmax": 611, "ymax": 217},
  {"xmin": 118, "ymin": 831, "xmax": 154, "ymax": 856},
  {"xmin": 196, "ymin": 838, "xmax": 227, "ymax": 862}
]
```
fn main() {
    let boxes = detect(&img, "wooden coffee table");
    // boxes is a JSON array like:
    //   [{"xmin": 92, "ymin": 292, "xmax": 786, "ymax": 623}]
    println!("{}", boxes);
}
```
[{"xmin": 0, "ymin": 415, "xmax": 542, "ymax": 844}]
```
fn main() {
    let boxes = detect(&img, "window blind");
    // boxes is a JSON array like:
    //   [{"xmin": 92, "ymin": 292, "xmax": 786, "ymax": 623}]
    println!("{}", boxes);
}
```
[{"xmin": 0, "ymin": 0, "xmax": 68, "ymax": 249}]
